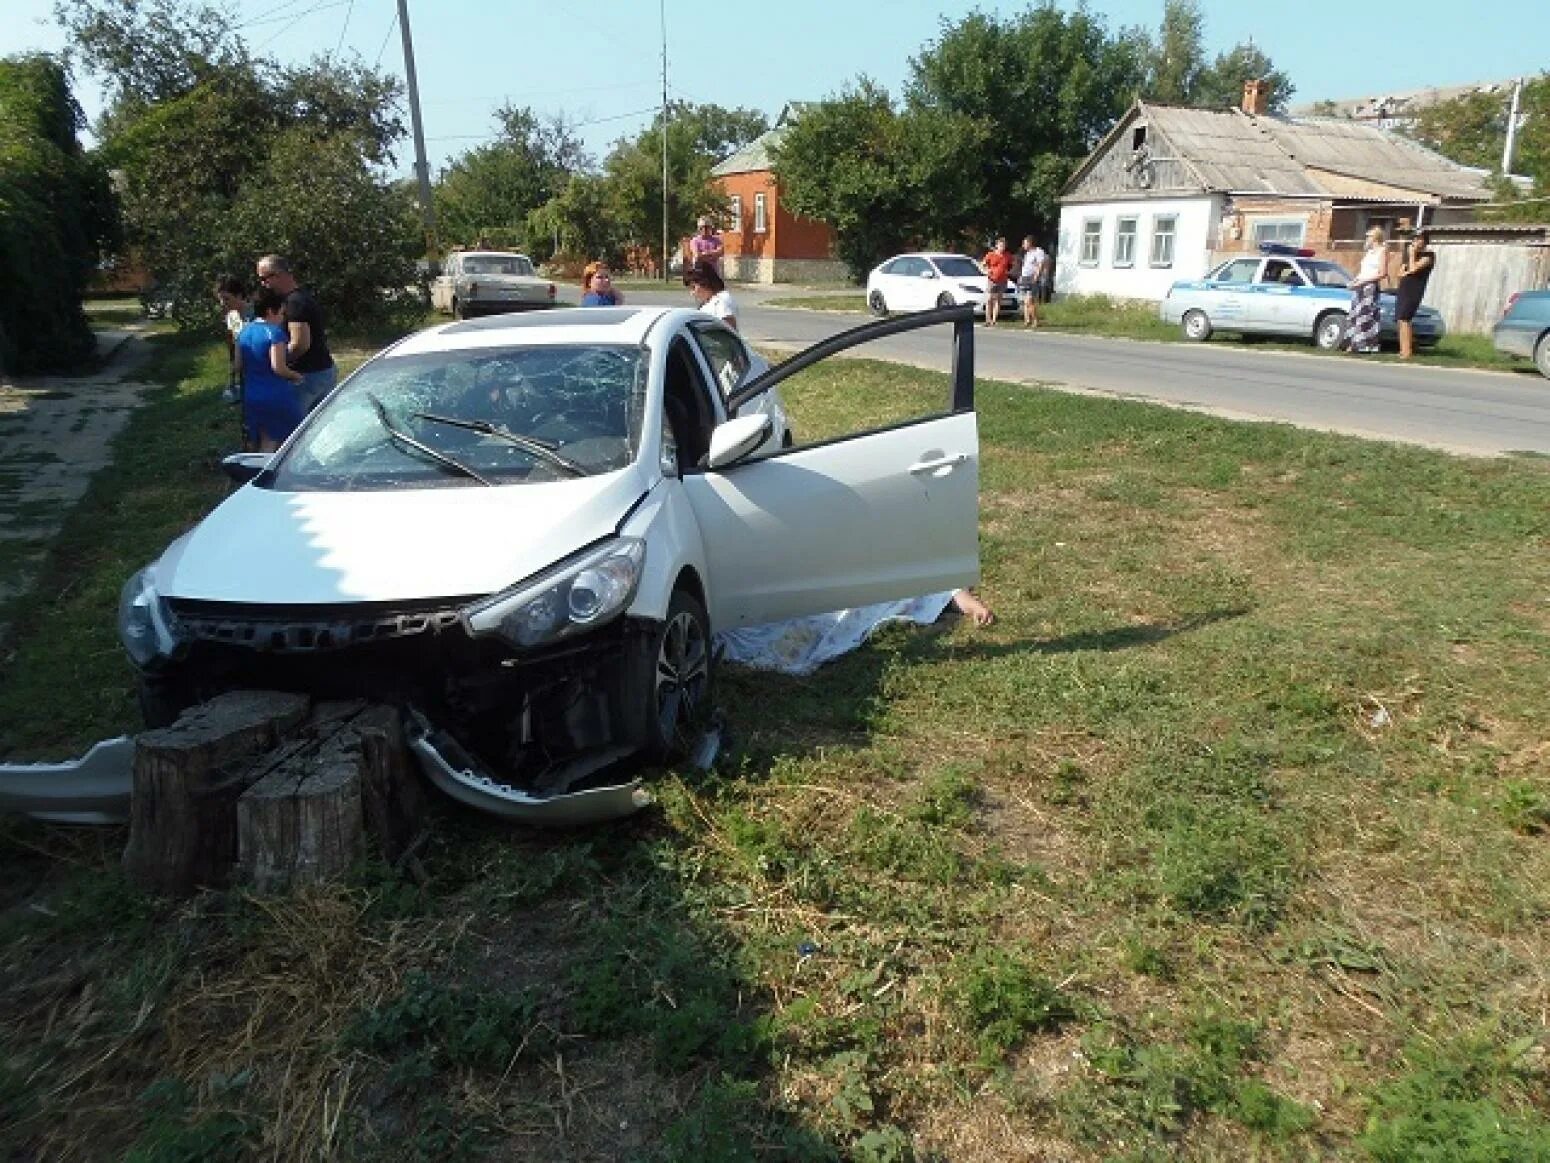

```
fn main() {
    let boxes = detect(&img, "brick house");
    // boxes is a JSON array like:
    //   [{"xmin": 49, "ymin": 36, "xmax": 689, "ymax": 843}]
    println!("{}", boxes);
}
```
[
  {"xmin": 707, "ymin": 105, "xmax": 847, "ymax": 284},
  {"xmin": 1055, "ymin": 81, "xmax": 1496, "ymax": 301}
]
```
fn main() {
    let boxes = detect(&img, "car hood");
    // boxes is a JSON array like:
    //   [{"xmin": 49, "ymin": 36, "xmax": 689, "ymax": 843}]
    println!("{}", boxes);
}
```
[{"xmin": 154, "ymin": 468, "xmax": 647, "ymax": 605}]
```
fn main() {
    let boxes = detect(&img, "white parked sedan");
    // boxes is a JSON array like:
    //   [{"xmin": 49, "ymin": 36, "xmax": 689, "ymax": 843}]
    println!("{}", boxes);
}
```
[
  {"xmin": 866, "ymin": 253, "xmax": 1018, "ymax": 318},
  {"xmin": 116, "ymin": 306, "xmax": 980, "ymax": 821},
  {"xmin": 430, "ymin": 250, "xmax": 557, "ymax": 318}
]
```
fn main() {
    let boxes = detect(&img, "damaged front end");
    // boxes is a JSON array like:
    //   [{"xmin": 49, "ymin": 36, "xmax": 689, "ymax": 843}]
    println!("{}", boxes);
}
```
[{"xmin": 116, "ymin": 538, "xmax": 689, "ymax": 822}]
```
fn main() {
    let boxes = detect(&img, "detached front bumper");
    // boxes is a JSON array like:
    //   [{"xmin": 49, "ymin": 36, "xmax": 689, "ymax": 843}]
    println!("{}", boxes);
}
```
[
  {"xmin": 0, "ymin": 737, "xmax": 135, "ymax": 823},
  {"xmin": 406, "ymin": 711, "xmax": 653, "ymax": 824}
]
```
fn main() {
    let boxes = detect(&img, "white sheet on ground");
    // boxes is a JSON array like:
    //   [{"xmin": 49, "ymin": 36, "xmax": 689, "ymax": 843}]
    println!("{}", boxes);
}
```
[{"xmin": 715, "ymin": 592, "xmax": 956, "ymax": 676}]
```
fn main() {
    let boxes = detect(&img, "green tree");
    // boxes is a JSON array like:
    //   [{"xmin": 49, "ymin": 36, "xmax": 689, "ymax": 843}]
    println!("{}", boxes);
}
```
[
  {"xmin": 1407, "ymin": 77, "xmax": 1550, "ymax": 219},
  {"xmin": 56, "ymin": 0, "xmax": 422, "ymax": 331},
  {"xmin": 434, "ymin": 105, "xmax": 586, "ymax": 250},
  {"xmin": 905, "ymin": 3, "xmax": 1150, "ymax": 242},
  {"xmin": 0, "ymin": 53, "xmax": 117, "ymax": 373},
  {"xmin": 1195, "ymin": 43, "xmax": 1294, "ymax": 113},
  {"xmin": 1135, "ymin": 1, "xmax": 1293, "ymax": 112},
  {"xmin": 599, "ymin": 102, "xmax": 768, "ymax": 263},
  {"xmin": 525, "ymin": 173, "xmax": 622, "ymax": 267},
  {"xmin": 775, "ymin": 79, "xmax": 988, "ymax": 279},
  {"xmin": 1147, "ymin": 0, "xmax": 1205, "ymax": 104}
]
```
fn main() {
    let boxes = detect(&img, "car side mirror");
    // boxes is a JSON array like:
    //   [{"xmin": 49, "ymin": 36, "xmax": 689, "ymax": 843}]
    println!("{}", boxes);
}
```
[
  {"xmin": 221, "ymin": 452, "xmax": 273, "ymax": 484},
  {"xmin": 706, "ymin": 414, "xmax": 773, "ymax": 469}
]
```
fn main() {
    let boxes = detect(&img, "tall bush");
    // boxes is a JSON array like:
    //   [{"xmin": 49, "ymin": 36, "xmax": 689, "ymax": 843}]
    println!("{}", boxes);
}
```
[{"xmin": 0, "ymin": 54, "xmax": 116, "ymax": 374}]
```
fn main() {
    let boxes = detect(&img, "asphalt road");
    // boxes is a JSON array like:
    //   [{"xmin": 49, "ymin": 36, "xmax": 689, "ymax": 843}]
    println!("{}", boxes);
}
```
[{"xmin": 629, "ymin": 284, "xmax": 1550, "ymax": 456}]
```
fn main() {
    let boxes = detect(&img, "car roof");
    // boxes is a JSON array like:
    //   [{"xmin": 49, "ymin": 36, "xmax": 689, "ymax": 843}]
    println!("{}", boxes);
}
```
[
  {"xmin": 388, "ymin": 306, "xmax": 702, "ymax": 356},
  {"xmin": 453, "ymin": 250, "xmax": 532, "ymax": 260}
]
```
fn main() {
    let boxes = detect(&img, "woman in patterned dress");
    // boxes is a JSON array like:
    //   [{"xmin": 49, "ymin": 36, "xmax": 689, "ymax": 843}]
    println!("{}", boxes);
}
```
[{"xmin": 1346, "ymin": 226, "xmax": 1387, "ymax": 354}]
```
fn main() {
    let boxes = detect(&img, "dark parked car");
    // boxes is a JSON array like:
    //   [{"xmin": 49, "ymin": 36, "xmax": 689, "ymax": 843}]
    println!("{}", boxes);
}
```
[{"xmin": 1492, "ymin": 290, "xmax": 1550, "ymax": 379}]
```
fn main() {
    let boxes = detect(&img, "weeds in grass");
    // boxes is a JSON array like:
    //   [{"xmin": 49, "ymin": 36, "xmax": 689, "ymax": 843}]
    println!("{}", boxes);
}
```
[{"xmin": 949, "ymin": 948, "xmax": 1078, "ymax": 1067}]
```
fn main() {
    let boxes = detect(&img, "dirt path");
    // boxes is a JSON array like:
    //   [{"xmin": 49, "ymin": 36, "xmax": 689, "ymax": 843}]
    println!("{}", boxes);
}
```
[{"xmin": 0, "ymin": 327, "xmax": 156, "ymax": 632}]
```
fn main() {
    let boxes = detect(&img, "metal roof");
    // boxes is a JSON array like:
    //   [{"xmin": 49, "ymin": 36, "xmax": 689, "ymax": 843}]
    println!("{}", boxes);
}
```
[{"xmin": 1063, "ymin": 101, "xmax": 1494, "ymax": 203}]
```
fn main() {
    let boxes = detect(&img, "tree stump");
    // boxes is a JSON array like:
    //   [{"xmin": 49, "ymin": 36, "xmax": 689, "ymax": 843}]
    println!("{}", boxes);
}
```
[
  {"xmin": 235, "ymin": 701, "xmax": 427, "ymax": 891},
  {"xmin": 122, "ymin": 690, "xmax": 311, "ymax": 896},
  {"xmin": 122, "ymin": 694, "xmax": 429, "ymax": 897}
]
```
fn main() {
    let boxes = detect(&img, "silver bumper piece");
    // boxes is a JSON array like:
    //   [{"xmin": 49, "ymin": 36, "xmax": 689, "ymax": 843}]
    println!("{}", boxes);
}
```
[
  {"xmin": 406, "ymin": 713, "xmax": 652, "ymax": 825},
  {"xmin": 0, "ymin": 737, "xmax": 134, "ymax": 824}
]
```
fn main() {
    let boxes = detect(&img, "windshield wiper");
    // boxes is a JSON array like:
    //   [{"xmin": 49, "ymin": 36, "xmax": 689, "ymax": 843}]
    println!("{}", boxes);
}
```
[
  {"xmin": 409, "ymin": 411, "xmax": 587, "ymax": 478},
  {"xmin": 367, "ymin": 394, "xmax": 493, "ymax": 486}
]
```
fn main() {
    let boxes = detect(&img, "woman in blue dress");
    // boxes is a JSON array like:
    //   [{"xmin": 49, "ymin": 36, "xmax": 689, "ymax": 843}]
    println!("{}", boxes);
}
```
[{"xmin": 236, "ymin": 286, "xmax": 306, "ymax": 450}]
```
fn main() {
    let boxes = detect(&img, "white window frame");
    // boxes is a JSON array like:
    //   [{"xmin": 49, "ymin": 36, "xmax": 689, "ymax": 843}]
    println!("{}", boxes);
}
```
[
  {"xmin": 1250, "ymin": 218, "xmax": 1305, "ymax": 246},
  {"xmin": 1113, "ymin": 216, "xmax": 1138, "ymax": 268},
  {"xmin": 1079, "ymin": 218, "xmax": 1102, "ymax": 266},
  {"xmin": 1150, "ymin": 214, "xmax": 1177, "ymax": 267},
  {"xmin": 728, "ymin": 195, "xmax": 742, "ymax": 232},
  {"xmin": 753, "ymin": 192, "xmax": 768, "ymax": 234}
]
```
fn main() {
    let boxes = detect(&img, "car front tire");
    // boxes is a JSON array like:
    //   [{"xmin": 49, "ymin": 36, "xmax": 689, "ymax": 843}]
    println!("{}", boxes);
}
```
[
  {"xmin": 867, "ymin": 289, "xmax": 888, "ymax": 317},
  {"xmin": 641, "ymin": 589, "xmax": 712, "ymax": 763},
  {"xmin": 1182, "ymin": 309, "xmax": 1212, "ymax": 342},
  {"xmin": 1314, "ymin": 311, "xmax": 1348, "ymax": 350},
  {"xmin": 1535, "ymin": 332, "xmax": 1550, "ymax": 380}
]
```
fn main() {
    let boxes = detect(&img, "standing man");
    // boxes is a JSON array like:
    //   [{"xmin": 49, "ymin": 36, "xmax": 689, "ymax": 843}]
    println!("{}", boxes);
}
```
[
  {"xmin": 1017, "ymin": 236, "xmax": 1048, "ymax": 329},
  {"xmin": 689, "ymin": 217, "xmax": 725, "ymax": 277},
  {"xmin": 981, "ymin": 236, "xmax": 1012, "ymax": 327},
  {"xmin": 255, "ymin": 254, "xmax": 335, "ymax": 412}
]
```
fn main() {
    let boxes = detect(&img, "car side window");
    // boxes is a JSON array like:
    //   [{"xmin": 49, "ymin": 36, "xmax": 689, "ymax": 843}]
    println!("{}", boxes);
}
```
[
  {"xmin": 689, "ymin": 322, "xmax": 750, "ymax": 399},
  {"xmin": 1216, "ymin": 259, "xmax": 1261, "ymax": 284},
  {"xmin": 663, "ymin": 337, "xmax": 720, "ymax": 473},
  {"xmin": 1260, "ymin": 260, "xmax": 1305, "ymax": 285}
]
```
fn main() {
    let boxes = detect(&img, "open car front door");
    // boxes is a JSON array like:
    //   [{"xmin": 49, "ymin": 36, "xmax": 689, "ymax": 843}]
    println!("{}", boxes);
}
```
[{"xmin": 682, "ymin": 306, "xmax": 980, "ymax": 630}]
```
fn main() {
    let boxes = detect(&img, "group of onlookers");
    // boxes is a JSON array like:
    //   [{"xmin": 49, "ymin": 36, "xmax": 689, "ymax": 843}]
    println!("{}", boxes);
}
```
[
  {"xmin": 216, "ymin": 255, "xmax": 336, "ymax": 452},
  {"xmin": 981, "ymin": 235, "xmax": 1052, "ymax": 328}
]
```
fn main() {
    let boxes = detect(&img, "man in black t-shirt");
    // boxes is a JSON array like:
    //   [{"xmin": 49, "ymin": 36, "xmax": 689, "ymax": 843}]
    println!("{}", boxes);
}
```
[{"xmin": 255, "ymin": 254, "xmax": 335, "ymax": 411}]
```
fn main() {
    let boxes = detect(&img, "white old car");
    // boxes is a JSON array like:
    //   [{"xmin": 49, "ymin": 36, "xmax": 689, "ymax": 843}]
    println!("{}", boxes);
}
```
[
  {"xmin": 430, "ymin": 250, "xmax": 557, "ymax": 318},
  {"xmin": 111, "ymin": 306, "xmax": 980, "ymax": 821}
]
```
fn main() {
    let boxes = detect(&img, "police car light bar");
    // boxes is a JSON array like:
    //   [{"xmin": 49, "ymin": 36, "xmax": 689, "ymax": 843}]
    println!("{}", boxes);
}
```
[{"xmin": 1258, "ymin": 242, "xmax": 1315, "ymax": 257}]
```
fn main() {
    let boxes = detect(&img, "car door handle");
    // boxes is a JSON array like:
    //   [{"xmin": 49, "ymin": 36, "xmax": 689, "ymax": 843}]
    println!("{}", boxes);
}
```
[{"xmin": 909, "ymin": 453, "xmax": 968, "ymax": 474}]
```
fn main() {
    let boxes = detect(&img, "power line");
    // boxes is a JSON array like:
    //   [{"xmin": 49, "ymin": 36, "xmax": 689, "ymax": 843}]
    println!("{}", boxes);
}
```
[
  {"xmin": 255, "ymin": 0, "xmax": 352, "ymax": 51},
  {"xmin": 424, "ymin": 104, "xmax": 660, "ymax": 144},
  {"xmin": 373, "ymin": 9, "xmax": 399, "ymax": 68},
  {"xmin": 333, "ymin": 0, "xmax": 357, "ymax": 58},
  {"xmin": 232, "ymin": 0, "xmax": 315, "ymax": 32}
]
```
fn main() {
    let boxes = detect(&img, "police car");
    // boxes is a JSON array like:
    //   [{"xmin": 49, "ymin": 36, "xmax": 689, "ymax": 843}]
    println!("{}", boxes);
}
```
[{"xmin": 1159, "ymin": 244, "xmax": 1445, "ymax": 350}]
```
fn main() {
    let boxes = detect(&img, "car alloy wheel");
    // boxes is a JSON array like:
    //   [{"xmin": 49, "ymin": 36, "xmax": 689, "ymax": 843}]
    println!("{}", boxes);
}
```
[
  {"xmin": 1535, "ymin": 333, "xmax": 1550, "ymax": 380},
  {"xmin": 1314, "ymin": 311, "xmax": 1348, "ymax": 350},
  {"xmin": 868, "ymin": 289, "xmax": 888, "ymax": 317},
  {"xmin": 647, "ymin": 589, "xmax": 712, "ymax": 761},
  {"xmin": 1182, "ymin": 309, "xmax": 1212, "ymax": 342}
]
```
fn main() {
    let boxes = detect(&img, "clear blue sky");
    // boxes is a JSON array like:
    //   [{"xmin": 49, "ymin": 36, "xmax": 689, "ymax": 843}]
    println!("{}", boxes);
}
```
[{"xmin": 5, "ymin": 0, "xmax": 1544, "ymax": 178}]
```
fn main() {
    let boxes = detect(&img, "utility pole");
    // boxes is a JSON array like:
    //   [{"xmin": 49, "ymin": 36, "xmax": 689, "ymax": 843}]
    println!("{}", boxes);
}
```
[
  {"xmin": 660, "ymin": 0, "xmax": 670, "ymax": 282},
  {"xmin": 397, "ymin": 0, "xmax": 437, "ymax": 254},
  {"xmin": 1502, "ymin": 77, "xmax": 1525, "ymax": 176}
]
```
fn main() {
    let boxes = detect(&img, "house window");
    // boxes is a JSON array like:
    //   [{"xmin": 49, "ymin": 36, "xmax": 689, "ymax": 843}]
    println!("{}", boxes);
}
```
[
  {"xmin": 1079, "ymin": 218, "xmax": 1102, "ymax": 266},
  {"xmin": 1132, "ymin": 125, "xmax": 1147, "ymax": 150},
  {"xmin": 1113, "ymin": 217, "xmax": 1138, "ymax": 267},
  {"xmin": 1251, "ymin": 218, "xmax": 1305, "ymax": 246},
  {"xmin": 1150, "ymin": 215, "xmax": 1177, "ymax": 267},
  {"xmin": 753, "ymin": 192, "xmax": 768, "ymax": 233},
  {"xmin": 728, "ymin": 195, "xmax": 742, "ymax": 232}
]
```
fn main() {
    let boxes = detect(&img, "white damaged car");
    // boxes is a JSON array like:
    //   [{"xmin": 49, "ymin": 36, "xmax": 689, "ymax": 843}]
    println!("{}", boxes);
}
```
[{"xmin": 113, "ymin": 306, "xmax": 981, "ymax": 821}]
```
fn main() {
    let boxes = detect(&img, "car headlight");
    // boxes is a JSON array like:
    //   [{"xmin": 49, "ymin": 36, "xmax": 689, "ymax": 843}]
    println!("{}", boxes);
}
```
[
  {"xmin": 117, "ymin": 566, "xmax": 183, "ymax": 669},
  {"xmin": 462, "ymin": 537, "xmax": 646, "ymax": 649}
]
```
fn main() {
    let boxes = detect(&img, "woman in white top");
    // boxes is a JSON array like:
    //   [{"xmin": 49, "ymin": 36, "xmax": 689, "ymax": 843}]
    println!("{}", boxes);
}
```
[
  {"xmin": 1346, "ymin": 226, "xmax": 1386, "ymax": 354},
  {"xmin": 685, "ymin": 260, "xmax": 737, "ymax": 331}
]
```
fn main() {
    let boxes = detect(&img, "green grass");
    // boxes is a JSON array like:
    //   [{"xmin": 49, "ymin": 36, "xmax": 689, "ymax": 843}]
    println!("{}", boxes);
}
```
[{"xmin": 2, "ymin": 341, "xmax": 1549, "ymax": 1159}]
